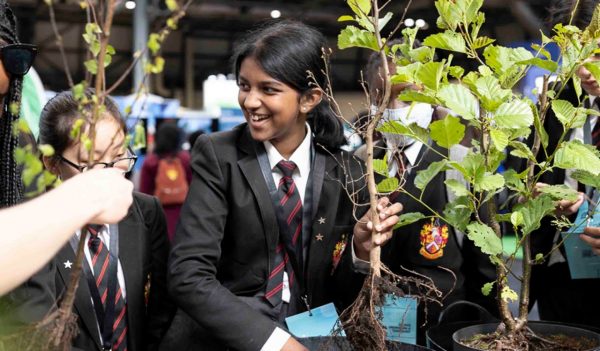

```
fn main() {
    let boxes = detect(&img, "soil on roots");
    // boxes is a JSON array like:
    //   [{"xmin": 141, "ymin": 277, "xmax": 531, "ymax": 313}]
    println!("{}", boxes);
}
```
[
  {"xmin": 460, "ymin": 327, "xmax": 599, "ymax": 351},
  {"xmin": 0, "ymin": 309, "xmax": 78, "ymax": 351}
]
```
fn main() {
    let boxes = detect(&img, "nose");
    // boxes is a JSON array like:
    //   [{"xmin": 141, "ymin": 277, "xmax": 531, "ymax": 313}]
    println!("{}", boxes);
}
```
[{"xmin": 242, "ymin": 89, "xmax": 261, "ymax": 110}]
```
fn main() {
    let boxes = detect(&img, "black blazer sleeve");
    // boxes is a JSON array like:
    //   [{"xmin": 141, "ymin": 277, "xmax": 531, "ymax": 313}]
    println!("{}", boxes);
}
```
[
  {"xmin": 167, "ymin": 135, "xmax": 278, "ymax": 351},
  {"xmin": 140, "ymin": 195, "xmax": 176, "ymax": 350}
]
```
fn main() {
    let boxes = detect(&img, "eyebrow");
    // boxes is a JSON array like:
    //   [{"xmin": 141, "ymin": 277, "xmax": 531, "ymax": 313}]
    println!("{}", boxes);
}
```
[
  {"xmin": 238, "ymin": 75, "xmax": 284, "ymax": 87},
  {"xmin": 93, "ymin": 143, "xmax": 124, "ymax": 157}
]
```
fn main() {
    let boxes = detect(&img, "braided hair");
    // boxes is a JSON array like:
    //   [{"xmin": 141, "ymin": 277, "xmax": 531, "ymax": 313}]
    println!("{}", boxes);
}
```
[{"xmin": 0, "ymin": 0, "xmax": 23, "ymax": 208}]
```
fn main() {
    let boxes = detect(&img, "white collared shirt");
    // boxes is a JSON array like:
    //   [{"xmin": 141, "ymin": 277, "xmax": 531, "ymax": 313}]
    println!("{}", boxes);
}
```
[{"xmin": 386, "ymin": 141, "xmax": 424, "ymax": 177}]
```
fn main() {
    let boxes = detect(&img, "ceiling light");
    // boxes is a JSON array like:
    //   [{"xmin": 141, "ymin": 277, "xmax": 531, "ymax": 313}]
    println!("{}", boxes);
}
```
[
  {"xmin": 415, "ymin": 19, "xmax": 426, "ymax": 28},
  {"xmin": 271, "ymin": 10, "xmax": 281, "ymax": 19},
  {"xmin": 125, "ymin": 0, "xmax": 136, "ymax": 10},
  {"xmin": 404, "ymin": 18, "xmax": 415, "ymax": 27}
]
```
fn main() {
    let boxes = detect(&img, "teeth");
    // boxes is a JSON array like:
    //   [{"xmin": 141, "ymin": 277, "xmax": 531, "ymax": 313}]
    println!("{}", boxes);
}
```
[{"xmin": 251, "ymin": 114, "xmax": 269, "ymax": 122}]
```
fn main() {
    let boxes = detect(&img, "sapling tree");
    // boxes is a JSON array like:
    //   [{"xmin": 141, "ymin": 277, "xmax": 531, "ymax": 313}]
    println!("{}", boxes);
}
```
[{"xmin": 336, "ymin": 0, "xmax": 600, "ymax": 349}]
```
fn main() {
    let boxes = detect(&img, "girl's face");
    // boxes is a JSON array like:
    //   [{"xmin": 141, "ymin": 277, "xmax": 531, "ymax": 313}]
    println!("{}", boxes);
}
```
[
  {"xmin": 238, "ymin": 56, "xmax": 308, "ymax": 152},
  {"xmin": 54, "ymin": 118, "xmax": 127, "ymax": 181},
  {"xmin": 0, "ymin": 59, "xmax": 9, "ymax": 97}
]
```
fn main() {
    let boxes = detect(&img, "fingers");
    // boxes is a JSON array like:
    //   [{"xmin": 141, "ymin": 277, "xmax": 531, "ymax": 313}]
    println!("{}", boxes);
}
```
[
  {"xmin": 556, "ymin": 193, "xmax": 585, "ymax": 216},
  {"xmin": 580, "ymin": 229, "xmax": 600, "ymax": 255}
]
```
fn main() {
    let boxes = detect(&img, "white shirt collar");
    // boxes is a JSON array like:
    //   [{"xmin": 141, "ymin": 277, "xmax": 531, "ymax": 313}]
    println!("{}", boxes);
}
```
[
  {"xmin": 403, "ymin": 141, "xmax": 423, "ymax": 166},
  {"xmin": 264, "ymin": 123, "xmax": 312, "ymax": 177},
  {"xmin": 590, "ymin": 95, "xmax": 598, "ymax": 107}
]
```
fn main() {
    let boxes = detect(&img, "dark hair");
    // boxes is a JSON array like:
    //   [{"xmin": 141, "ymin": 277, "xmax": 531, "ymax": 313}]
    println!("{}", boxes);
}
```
[
  {"xmin": 39, "ymin": 89, "xmax": 125, "ymax": 162},
  {"xmin": 232, "ymin": 20, "xmax": 345, "ymax": 150},
  {"xmin": 154, "ymin": 121, "xmax": 183, "ymax": 155},
  {"xmin": 547, "ymin": 0, "xmax": 597, "ymax": 29},
  {"xmin": 0, "ymin": 0, "xmax": 24, "ymax": 208},
  {"xmin": 187, "ymin": 129, "xmax": 205, "ymax": 149}
]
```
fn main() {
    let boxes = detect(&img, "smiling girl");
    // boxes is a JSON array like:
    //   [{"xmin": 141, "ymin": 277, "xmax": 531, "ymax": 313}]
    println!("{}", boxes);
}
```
[{"xmin": 167, "ymin": 20, "xmax": 402, "ymax": 351}]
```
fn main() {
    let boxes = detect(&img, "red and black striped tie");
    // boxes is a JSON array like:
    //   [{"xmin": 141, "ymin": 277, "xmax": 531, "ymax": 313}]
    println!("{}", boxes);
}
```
[
  {"xmin": 265, "ymin": 160, "xmax": 303, "ymax": 306},
  {"xmin": 88, "ymin": 225, "xmax": 128, "ymax": 351}
]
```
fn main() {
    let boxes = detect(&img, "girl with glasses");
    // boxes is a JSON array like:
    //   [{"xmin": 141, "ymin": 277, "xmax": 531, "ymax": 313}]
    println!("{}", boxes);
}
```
[{"xmin": 8, "ymin": 90, "xmax": 175, "ymax": 351}]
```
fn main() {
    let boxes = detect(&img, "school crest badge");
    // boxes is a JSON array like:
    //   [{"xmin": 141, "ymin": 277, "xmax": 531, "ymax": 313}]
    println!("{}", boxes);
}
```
[
  {"xmin": 331, "ymin": 234, "xmax": 347, "ymax": 274},
  {"xmin": 419, "ymin": 219, "xmax": 448, "ymax": 260}
]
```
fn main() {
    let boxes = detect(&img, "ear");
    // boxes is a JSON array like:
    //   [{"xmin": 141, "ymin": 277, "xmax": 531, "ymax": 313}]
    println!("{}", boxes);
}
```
[
  {"xmin": 299, "ymin": 88, "xmax": 324, "ymax": 114},
  {"xmin": 43, "ymin": 156, "xmax": 60, "ymax": 176}
]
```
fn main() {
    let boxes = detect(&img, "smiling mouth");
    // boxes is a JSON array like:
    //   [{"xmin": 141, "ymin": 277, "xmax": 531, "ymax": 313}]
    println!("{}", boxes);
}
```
[{"xmin": 250, "ymin": 114, "xmax": 270, "ymax": 122}]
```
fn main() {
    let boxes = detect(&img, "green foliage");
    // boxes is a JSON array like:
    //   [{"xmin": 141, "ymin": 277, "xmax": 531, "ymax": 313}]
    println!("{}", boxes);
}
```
[
  {"xmin": 490, "ymin": 129, "xmax": 509, "ymax": 152},
  {"xmin": 443, "ymin": 196, "xmax": 472, "ymax": 232},
  {"xmin": 423, "ymin": 31, "xmax": 466, "ymax": 53},
  {"xmin": 474, "ymin": 76, "xmax": 511, "ymax": 112},
  {"xmin": 555, "ymin": 140, "xmax": 600, "ymax": 175},
  {"xmin": 373, "ymin": 158, "xmax": 388, "ymax": 177},
  {"xmin": 501, "ymin": 286, "xmax": 518, "ymax": 303},
  {"xmin": 474, "ymin": 173, "xmax": 505, "ymax": 193},
  {"xmin": 165, "ymin": 0, "xmax": 179, "ymax": 11},
  {"xmin": 538, "ymin": 184, "xmax": 579, "ymax": 202},
  {"xmin": 493, "ymin": 99, "xmax": 533, "ymax": 130},
  {"xmin": 338, "ymin": 26, "xmax": 379, "ymax": 51},
  {"xmin": 445, "ymin": 179, "xmax": 470, "ymax": 197},
  {"xmin": 482, "ymin": 281, "xmax": 495, "ymax": 296},
  {"xmin": 415, "ymin": 160, "xmax": 447, "ymax": 190},
  {"xmin": 429, "ymin": 115, "xmax": 465, "ymax": 148},
  {"xmin": 133, "ymin": 122, "xmax": 147, "ymax": 150},
  {"xmin": 571, "ymin": 170, "xmax": 600, "ymax": 189},
  {"xmin": 437, "ymin": 84, "xmax": 478, "ymax": 120},
  {"xmin": 515, "ymin": 195, "xmax": 556, "ymax": 236},
  {"xmin": 393, "ymin": 212, "xmax": 426, "ymax": 230},
  {"xmin": 377, "ymin": 177, "xmax": 399, "ymax": 193},
  {"xmin": 466, "ymin": 222, "xmax": 503, "ymax": 256}
]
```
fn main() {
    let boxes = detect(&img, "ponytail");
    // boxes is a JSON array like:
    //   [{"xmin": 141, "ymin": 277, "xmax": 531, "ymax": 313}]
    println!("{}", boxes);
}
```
[{"xmin": 308, "ymin": 99, "xmax": 346, "ymax": 150}]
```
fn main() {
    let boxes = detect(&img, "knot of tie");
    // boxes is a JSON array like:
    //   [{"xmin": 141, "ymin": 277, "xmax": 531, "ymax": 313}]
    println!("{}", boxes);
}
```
[
  {"xmin": 87, "ymin": 224, "xmax": 104, "ymax": 252},
  {"xmin": 276, "ymin": 160, "xmax": 297, "ymax": 178}
]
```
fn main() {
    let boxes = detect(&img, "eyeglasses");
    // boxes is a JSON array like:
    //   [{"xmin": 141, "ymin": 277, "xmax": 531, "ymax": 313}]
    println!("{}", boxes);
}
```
[
  {"xmin": 59, "ymin": 150, "xmax": 137, "ymax": 173},
  {"xmin": 0, "ymin": 44, "xmax": 37, "ymax": 76}
]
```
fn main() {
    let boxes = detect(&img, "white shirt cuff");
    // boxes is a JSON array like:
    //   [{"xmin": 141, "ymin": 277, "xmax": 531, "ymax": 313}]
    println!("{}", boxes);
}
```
[
  {"xmin": 261, "ymin": 327, "xmax": 291, "ymax": 351},
  {"xmin": 351, "ymin": 240, "xmax": 370, "ymax": 274}
]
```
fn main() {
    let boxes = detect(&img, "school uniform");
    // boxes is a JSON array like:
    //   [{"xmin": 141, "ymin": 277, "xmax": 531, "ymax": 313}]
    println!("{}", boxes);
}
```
[
  {"xmin": 6, "ymin": 192, "xmax": 175, "ymax": 351},
  {"xmin": 166, "ymin": 123, "xmax": 367, "ymax": 351},
  {"xmin": 516, "ymin": 83, "xmax": 600, "ymax": 327}
]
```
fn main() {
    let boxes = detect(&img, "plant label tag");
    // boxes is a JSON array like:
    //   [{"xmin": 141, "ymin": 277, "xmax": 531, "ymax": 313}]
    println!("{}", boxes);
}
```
[
  {"xmin": 381, "ymin": 295, "xmax": 418, "ymax": 345},
  {"xmin": 561, "ymin": 200, "xmax": 600, "ymax": 279},
  {"xmin": 285, "ymin": 302, "xmax": 343, "ymax": 337}
]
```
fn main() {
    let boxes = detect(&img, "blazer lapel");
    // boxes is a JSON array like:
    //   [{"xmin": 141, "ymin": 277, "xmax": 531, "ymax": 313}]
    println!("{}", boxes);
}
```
[
  {"xmin": 55, "ymin": 242, "xmax": 102, "ymax": 351},
  {"xmin": 236, "ymin": 128, "xmax": 280, "ymax": 256}
]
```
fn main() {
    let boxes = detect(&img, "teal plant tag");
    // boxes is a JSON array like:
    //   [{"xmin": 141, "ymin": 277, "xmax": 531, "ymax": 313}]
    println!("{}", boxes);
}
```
[
  {"xmin": 285, "ymin": 302, "xmax": 343, "ymax": 338},
  {"xmin": 561, "ymin": 200, "xmax": 600, "ymax": 279},
  {"xmin": 381, "ymin": 295, "xmax": 418, "ymax": 345}
]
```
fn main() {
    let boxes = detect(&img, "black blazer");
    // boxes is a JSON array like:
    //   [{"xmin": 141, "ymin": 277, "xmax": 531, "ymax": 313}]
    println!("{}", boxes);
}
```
[
  {"xmin": 167, "ymin": 124, "xmax": 366, "ymax": 351},
  {"xmin": 6, "ymin": 192, "xmax": 174, "ymax": 351}
]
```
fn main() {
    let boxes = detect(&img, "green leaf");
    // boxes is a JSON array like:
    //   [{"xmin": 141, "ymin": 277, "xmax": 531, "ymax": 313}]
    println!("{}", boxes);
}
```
[
  {"xmin": 551, "ymin": 99, "xmax": 588, "ymax": 129},
  {"xmin": 416, "ymin": 61, "xmax": 445, "ymax": 90},
  {"xmin": 475, "ymin": 75, "xmax": 511, "ymax": 112},
  {"xmin": 415, "ymin": 160, "xmax": 447, "ymax": 190},
  {"xmin": 408, "ymin": 46, "xmax": 434, "ymax": 63},
  {"xmin": 510, "ymin": 211, "xmax": 524, "ymax": 227},
  {"xmin": 449, "ymin": 66, "xmax": 464, "ymax": 80},
  {"xmin": 347, "ymin": 0, "xmax": 371, "ymax": 17},
  {"xmin": 38, "ymin": 144, "xmax": 54, "ymax": 157},
  {"xmin": 474, "ymin": 173, "xmax": 505, "ymax": 193},
  {"xmin": 378, "ymin": 12, "xmax": 394, "ymax": 31},
  {"xmin": 72, "ymin": 82, "xmax": 87, "ymax": 101},
  {"xmin": 70, "ymin": 118, "xmax": 85, "ymax": 140},
  {"xmin": 437, "ymin": 84, "xmax": 478, "ymax": 120},
  {"xmin": 338, "ymin": 25, "xmax": 379, "ymax": 51},
  {"xmin": 517, "ymin": 58, "xmax": 558, "ymax": 72},
  {"xmin": 166, "ymin": 18, "xmax": 178, "ymax": 30},
  {"xmin": 464, "ymin": 0, "xmax": 484, "ymax": 24},
  {"xmin": 393, "ymin": 212, "xmax": 426, "ymax": 230},
  {"xmin": 373, "ymin": 158, "xmax": 388, "ymax": 177},
  {"xmin": 459, "ymin": 153, "xmax": 486, "ymax": 180},
  {"xmin": 445, "ymin": 179, "xmax": 470, "ymax": 197},
  {"xmin": 435, "ymin": 0, "xmax": 461, "ymax": 30},
  {"xmin": 571, "ymin": 170, "xmax": 600, "ymax": 189},
  {"xmin": 516, "ymin": 195, "xmax": 556, "ymax": 235},
  {"xmin": 472, "ymin": 36, "xmax": 495, "ymax": 49},
  {"xmin": 490, "ymin": 129, "xmax": 509, "ymax": 152},
  {"xmin": 377, "ymin": 177, "xmax": 399, "ymax": 193},
  {"xmin": 84, "ymin": 59, "xmax": 98, "ymax": 75},
  {"xmin": 509, "ymin": 141, "xmax": 535, "ymax": 160},
  {"xmin": 501, "ymin": 286, "xmax": 518, "ymax": 303},
  {"xmin": 151, "ymin": 56, "xmax": 165, "ymax": 73},
  {"xmin": 165, "ymin": 0, "xmax": 179, "ymax": 11},
  {"xmin": 148, "ymin": 33, "xmax": 161, "ymax": 55},
  {"xmin": 429, "ymin": 115, "xmax": 465, "ymax": 148},
  {"xmin": 503, "ymin": 169, "xmax": 526, "ymax": 192},
  {"xmin": 377, "ymin": 121, "xmax": 429, "ymax": 142},
  {"xmin": 106, "ymin": 45, "xmax": 116, "ymax": 55},
  {"xmin": 133, "ymin": 122, "xmax": 147, "ymax": 150},
  {"xmin": 466, "ymin": 222, "xmax": 503, "ymax": 256},
  {"xmin": 482, "ymin": 281, "xmax": 495, "ymax": 296},
  {"xmin": 90, "ymin": 40, "xmax": 100, "ymax": 57},
  {"xmin": 555, "ymin": 140, "xmax": 600, "ymax": 175},
  {"xmin": 584, "ymin": 61, "xmax": 600, "ymax": 85},
  {"xmin": 338, "ymin": 15, "xmax": 355, "ymax": 22},
  {"xmin": 397, "ymin": 90, "xmax": 438, "ymax": 105},
  {"xmin": 493, "ymin": 99, "xmax": 534, "ymax": 130},
  {"xmin": 531, "ymin": 43, "xmax": 552, "ymax": 60},
  {"xmin": 538, "ymin": 184, "xmax": 579, "ymax": 202},
  {"xmin": 444, "ymin": 196, "xmax": 472, "ymax": 232},
  {"xmin": 423, "ymin": 31, "xmax": 466, "ymax": 53}
]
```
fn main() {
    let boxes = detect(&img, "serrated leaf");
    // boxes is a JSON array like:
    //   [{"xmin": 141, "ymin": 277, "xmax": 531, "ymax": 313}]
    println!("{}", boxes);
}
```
[
  {"xmin": 571, "ymin": 169, "xmax": 600, "ymax": 189},
  {"xmin": 408, "ymin": 46, "xmax": 434, "ymax": 63},
  {"xmin": 393, "ymin": 212, "xmax": 426, "ymax": 230},
  {"xmin": 501, "ymin": 286, "xmax": 518, "ymax": 303},
  {"xmin": 435, "ymin": 0, "xmax": 461, "ymax": 31},
  {"xmin": 397, "ymin": 90, "xmax": 438, "ymax": 105},
  {"xmin": 415, "ymin": 160, "xmax": 447, "ymax": 190},
  {"xmin": 416, "ymin": 61, "xmax": 444, "ymax": 91},
  {"xmin": 475, "ymin": 75, "xmax": 511, "ymax": 112},
  {"xmin": 534, "ymin": 253, "xmax": 545, "ymax": 264},
  {"xmin": 449, "ymin": 66, "xmax": 464, "ymax": 80},
  {"xmin": 474, "ymin": 173, "xmax": 505, "ymax": 192},
  {"xmin": 84, "ymin": 59, "xmax": 98, "ymax": 74},
  {"xmin": 430, "ymin": 115, "xmax": 465, "ymax": 148},
  {"xmin": 510, "ymin": 211, "xmax": 524, "ymax": 227},
  {"xmin": 338, "ymin": 25, "xmax": 379, "ymax": 51},
  {"xmin": 445, "ymin": 179, "xmax": 470, "ymax": 197},
  {"xmin": 464, "ymin": 0, "xmax": 484, "ymax": 24},
  {"xmin": 472, "ymin": 36, "xmax": 495, "ymax": 49},
  {"xmin": 377, "ymin": 121, "xmax": 429, "ymax": 142},
  {"xmin": 509, "ymin": 141, "xmax": 535, "ymax": 160},
  {"xmin": 531, "ymin": 43, "xmax": 552, "ymax": 60},
  {"xmin": 551, "ymin": 99, "xmax": 585, "ymax": 128},
  {"xmin": 90, "ymin": 40, "xmax": 100, "ymax": 57},
  {"xmin": 373, "ymin": 158, "xmax": 388, "ymax": 177},
  {"xmin": 518, "ymin": 58, "xmax": 558, "ymax": 72},
  {"xmin": 493, "ymin": 99, "xmax": 533, "ymax": 130},
  {"xmin": 444, "ymin": 196, "xmax": 472, "ymax": 232},
  {"xmin": 459, "ymin": 153, "xmax": 486, "ymax": 180},
  {"xmin": 538, "ymin": 184, "xmax": 579, "ymax": 202},
  {"xmin": 377, "ymin": 177, "xmax": 399, "ymax": 193},
  {"xmin": 490, "ymin": 129, "xmax": 509, "ymax": 152},
  {"xmin": 437, "ymin": 84, "xmax": 478, "ymax": 120},
  {"xmin": 555, "ymin": 140, "xmax": 600, "ymax": 175},
  {"xmin": 348, "ymin": 0, "xmax": 371, "ymax": 17},
  {"xmin": 503, "ymin": 169, "xmax": 526, "ymax": 192},
  {"xmin": 516, "ymin": 195, "xmax": 556, "ymax": 235},
  {"xmin": 466, "ymin": 222, "xmax": 503, "ymax": 256},
  {"xmin": 106, "ymin": 45, "xmax": 116, "ymax": 55},
  {"xmin": 482, "ymin": 281, "xmax": 495, "ymax": 296},
  {"xmin": 423, "ymin": 31, "xmax": 466, "ymax": 53}
]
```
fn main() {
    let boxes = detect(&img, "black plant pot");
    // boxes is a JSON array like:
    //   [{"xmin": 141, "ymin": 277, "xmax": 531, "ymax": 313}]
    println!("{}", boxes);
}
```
[
  {"xmin": 299, "ymin": 336, "xmax": 434, "ymax": 351},
  {"xmin": 452, "ymin": 322, "xmax": 600, "ymax": 351}
]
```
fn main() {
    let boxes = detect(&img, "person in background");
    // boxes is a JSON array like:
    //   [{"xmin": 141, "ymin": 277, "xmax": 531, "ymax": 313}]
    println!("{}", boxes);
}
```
[
  {"xmin": 140, "ymin": 121, "xmax": 192, "ymax": 241},
  {"xmin": 6, "ymin": 90, "xmax": 174, "ymax": 351}
]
